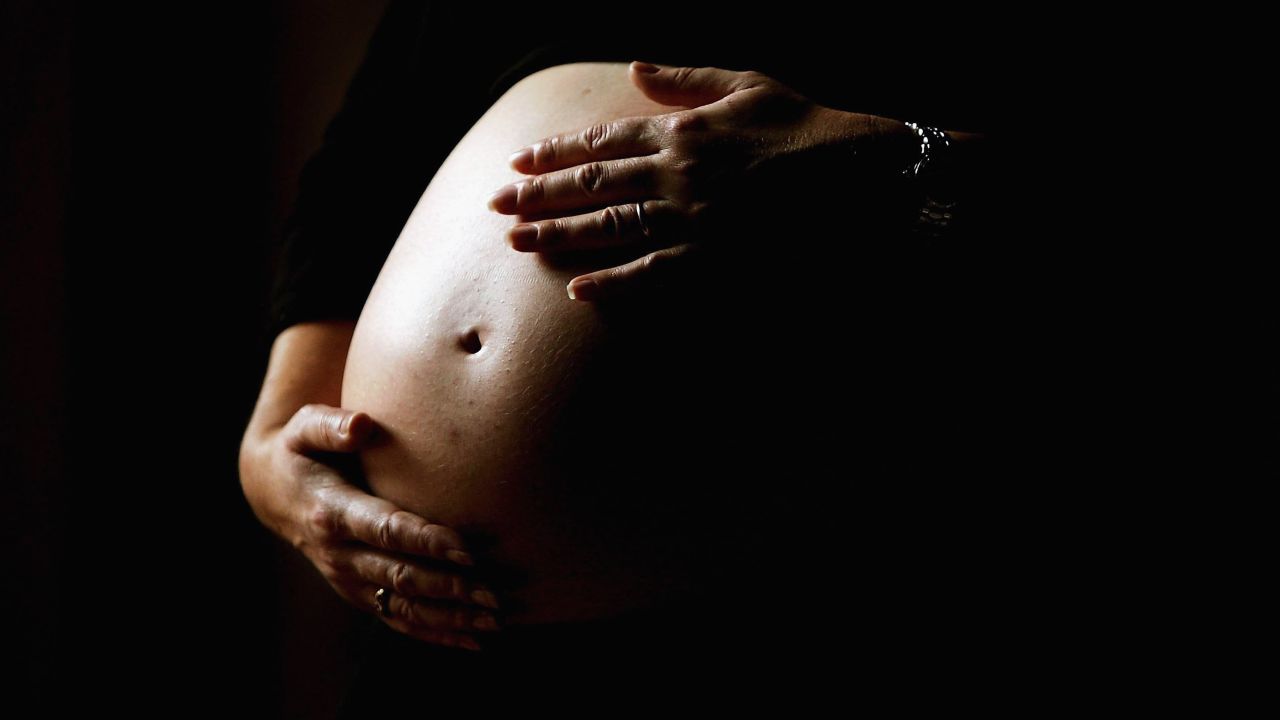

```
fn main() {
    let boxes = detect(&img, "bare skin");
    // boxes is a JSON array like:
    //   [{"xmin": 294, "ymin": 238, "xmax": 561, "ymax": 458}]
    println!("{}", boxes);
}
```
[
  {"xmin": 241, "ymin": 61, "xmax": 997, "ymax": 651},
  {"xmin": 490, "ymin": 61, "xmax": 989, "ymax": 300},
  {"xmin": 338, "ymin": 62, "xmax": 734, "ymax": 629},
  {"xmin": 339, "ymin": 60, "xmax": 996, "ymax": 631},
  {"xmin": 238, "ymin": 321, "xmax": 500, "ymax": 652}
]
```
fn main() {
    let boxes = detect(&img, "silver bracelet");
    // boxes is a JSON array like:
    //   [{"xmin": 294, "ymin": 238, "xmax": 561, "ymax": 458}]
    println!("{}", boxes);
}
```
[
  {"xmin": 902, "ymin": 121, "xmax": 952, "ymax": 179},
  {"xmin": 901, "ymin": 121, "xmax": 957, "ymax": 239}
]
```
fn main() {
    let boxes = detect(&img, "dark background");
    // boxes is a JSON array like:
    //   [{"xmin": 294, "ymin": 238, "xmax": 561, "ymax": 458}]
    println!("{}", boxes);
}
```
[
  {"xmin": 3, "ymin": 1, "xmax": 392, "ymax": 715},
  {"xmin": 1, "ymin": 0, "xmax": 1178, "ymax": 713}
]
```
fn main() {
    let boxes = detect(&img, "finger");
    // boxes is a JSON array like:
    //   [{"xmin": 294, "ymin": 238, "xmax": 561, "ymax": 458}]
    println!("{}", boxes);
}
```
[
  {"xmin": 378, "ymin": 610, "xmax": 486, "ymax": 653},
  {"xmin": 318, "ymin": 482, "xmax": 476, "ymax": 567},
  {"xmin": 629, "ymin": 61, "xmax": 762, "ymax": 108},
  {"xmin": 509, "ymin": 115, "xmax": 661, "ymax": 174},
  {"xmin": 507, "ymin": 199, "xmax": 679, "ymax": 253},
  {"xmin": 343, "ymin": 546, "xmax": 502, "ymax": 608},
  {"xmin": 489, "ymin": 156, "xmax": 656, "ymax": 216},
  {"xmin": 566, "ymin": 243, "xmax": 702, "ymax": 302},
  {"xmin": 282, "ymin": 404, "xmax": 376, "ymax": 455},
  {"xmin": 371, "ymin": 586, "xmax": 503, "ymax": 635},
  {"xmin": 401, "ymin": 595, "xmax": 504, "ymax": 634}
]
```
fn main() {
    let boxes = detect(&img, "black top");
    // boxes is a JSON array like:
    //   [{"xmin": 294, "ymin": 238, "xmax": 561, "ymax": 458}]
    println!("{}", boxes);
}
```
[{"xmin": 266, "ymin": 0, "xmax": 1021, "ymax": 340}]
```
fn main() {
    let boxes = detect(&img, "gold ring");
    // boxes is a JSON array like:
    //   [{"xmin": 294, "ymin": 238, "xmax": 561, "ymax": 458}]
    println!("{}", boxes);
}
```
[{"xmin": 374, "ymin": 587, "xmax": 392, "ymax": 617}]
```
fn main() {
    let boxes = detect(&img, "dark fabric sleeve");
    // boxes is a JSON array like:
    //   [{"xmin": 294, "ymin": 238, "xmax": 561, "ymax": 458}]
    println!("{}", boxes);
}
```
[
  {"xmin": 267, "ymin": 0, "xmax": 436, "ymax": 340},
  {"xmin": 266, "ymin": 0, "xmax": 548, "ymax": 341},
  {"xmin": 267, "ymin": 1, "xmax": 535, "ymax": 341}
]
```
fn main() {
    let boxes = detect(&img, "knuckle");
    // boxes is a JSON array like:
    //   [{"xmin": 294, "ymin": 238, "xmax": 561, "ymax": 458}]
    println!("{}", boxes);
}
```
[
  {"xmin": 387, "ymin": 509, "xmax": 429, "ymax": 551},
  {"xmin": 417, "ymin": 522, "xmax": 442, "ymax": 555},
  {"xmin": 306, "ymin": 503, "xmax": 339, "ymax": 541},
  {"xmin": 284, "ymin": 405, "xmax": 316, "ymax": 442},
  {"xmin": 679, "ymin": 113, "xmax": 708, "ymax": 134},
  {"xmin": 541, "ymin": 136, "xmax": 560, "ymax": 165},
  {"xmin": 527, "ymin": 221, "xmax": 552, "ymax": 247},
  {"xmin": 547, "ymin": 217, "xmax": 569, "ymax": 243},
  {"xmin": 318, "ymin": 415, "xmax": 340, "ymax": 446},
  {"xmin": 672, "ymin": 154, "xmax": 703, "ymax": 180},
  {"xmin": 665, "ymin": 112, "xmax": 705, "ymax": 137},
  {"xmin": 636, "ymin": 118, "xmax": 658, "ymax": 147},
  {"xmin": 387, "ymin": 595, "xmax": 409, "ymax": 622},
  {"xmin": 387, "ymin": 559, "xmax": 413, "ymax": 594},
  {"xmin": 297, "ymin": 403, "xmax": 323, "ymax": 419},
  {"xmin": 598, "ymin": 205, "xmax": 624, "ymax": 241},
  {"xmin": 316, "ymin": 406, "xmax": 344, "ymax": 439},
  {"xmin": 581, "ymin": 122, "xmax": 610, "ymax": 153},
  {"xmin": 313, "ymin": 553, "xmax": 340, "ymax": 581},
  {"xmin": 574, "ymin": 162, "xmax": 606, "ymax": 195},
  {"xmin": 373, "ymin": 512, "xmax": 397, "ymax": 549},
  {"xmin": 405, "ymin": 600, "xmax": 433, "ymax": 627},
  {"xmin": 651, "ymin": 248, "xmax": 685, "ymax": 271},
  {"xmin": 521, "ymin": 177, "xmax": 544, "ymax": 205}
]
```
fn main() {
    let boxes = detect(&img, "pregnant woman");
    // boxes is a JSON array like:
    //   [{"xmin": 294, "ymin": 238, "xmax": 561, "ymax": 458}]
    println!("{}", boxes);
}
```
[{"xmin": 239, "ymin": 1, "xmax": 1006, "ymax": 711}]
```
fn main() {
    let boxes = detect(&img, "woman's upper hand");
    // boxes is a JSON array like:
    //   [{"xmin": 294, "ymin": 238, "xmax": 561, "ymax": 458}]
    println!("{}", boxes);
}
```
[
  {"xmin": 487, "ymin": 60, "xmax": 916, "ymax": 301},
  {"xmin": 239, "ymin": 404, "xmax": 503, "ymax": 652}
]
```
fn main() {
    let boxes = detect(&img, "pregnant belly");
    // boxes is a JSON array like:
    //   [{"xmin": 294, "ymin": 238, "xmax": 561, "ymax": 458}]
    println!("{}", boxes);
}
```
[{"xmin": 341, "ymin": 62, "xmax": 773, "ymax": 625}]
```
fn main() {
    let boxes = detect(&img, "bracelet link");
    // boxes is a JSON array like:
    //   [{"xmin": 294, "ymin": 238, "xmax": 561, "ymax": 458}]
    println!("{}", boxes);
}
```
[
  {"xmin": 901, "ymin": 121, "xmax": 957, "ymax": 239},
  {"xmin": 902, "ymin": 121, "xmax": 951, "ymax": 179}
]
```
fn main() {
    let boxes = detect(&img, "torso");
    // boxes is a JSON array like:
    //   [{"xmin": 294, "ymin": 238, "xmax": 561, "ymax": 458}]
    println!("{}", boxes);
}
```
[{"xmin": 340, "ymin": 62, "xmax": 758, "ymax": 624}]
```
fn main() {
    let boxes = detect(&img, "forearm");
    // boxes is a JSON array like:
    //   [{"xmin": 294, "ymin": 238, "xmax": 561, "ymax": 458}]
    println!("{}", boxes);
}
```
[
  {"xmin": 805, "ymin": 105, "xmax": 1010, "ymax": 251},
  {"xmin": 243, "ymin": 320, "xmax": 356, "ymax": 437},
  {"xmin": 239, "ymin": 320, "xmax": 356, "ymax": 521},
  {"xmin": 811, "ymin": 105, "xmax": 992, "ymax": 188}
]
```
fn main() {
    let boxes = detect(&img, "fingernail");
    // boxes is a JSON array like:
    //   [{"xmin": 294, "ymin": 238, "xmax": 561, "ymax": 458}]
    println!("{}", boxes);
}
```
[
  {"xmin": 446, "ymin": 549, "xmax": 475, "ymax": 566},
  {"xmin": 632, "ymin": 61, "xmax": 660, "ymax": 74},
  {"xmin": 340, "ymin": 414, "xmax": 354, "ymax": 435},
  {"xmin": 508, "ymin": 224, "xmax": 538, "ymax": 250},
  {"xmin": 471, "ymin": 589, "xmax": 500, "ymax": 609},
  {"xmin": 488, "ymin": 185, "xmax": 518, "ymax": 213},
  {"xmin": 474, "ymin": 613, "xmax": 501, "ymax": 631},
  {"xmin": 508, "ymin": 147, "xmax": 533, "ymax": 169},
  {"xmin": 460, "ymin": 637, "xmax": 484, "ymax": 652},
  {"xmin": 566, "ymin": 278, "xmax": 598, "ymax": 301}
]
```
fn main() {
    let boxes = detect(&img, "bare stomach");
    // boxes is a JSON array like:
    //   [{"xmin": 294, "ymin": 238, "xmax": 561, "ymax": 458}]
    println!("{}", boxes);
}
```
[{"xmin": 341, "ymin": 62, "xmax": 767, "ymax": 625}]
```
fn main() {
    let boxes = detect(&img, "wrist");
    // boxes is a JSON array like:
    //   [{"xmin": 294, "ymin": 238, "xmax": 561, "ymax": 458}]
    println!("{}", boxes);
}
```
[
  {"xmin": 866, "ymin": 113, "xmax": 921, "ymax": 175},
  {"xmin": 897, "ymin": 120, "xmax": 981, "ymax": 241},
  {"xmin": 238, "ymin": 428, "xmax": 288, "ymax": 535},
  {"xmin": 808, "ymin": 106, "xmax": 917, "ymax": 175},
  {"xmin": 248, "ymin": 321, "xmax": 355, "ymax": 429}
]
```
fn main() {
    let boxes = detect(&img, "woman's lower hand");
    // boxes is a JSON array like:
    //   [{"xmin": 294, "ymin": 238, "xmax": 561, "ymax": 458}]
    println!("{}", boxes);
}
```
[
  {"xmin": 488, "ymin": 60, "xmax": 915, "ymax": 301},
  {"xmin": 239, "ymin": 404, "xmax": 503, "ymax": 652}
]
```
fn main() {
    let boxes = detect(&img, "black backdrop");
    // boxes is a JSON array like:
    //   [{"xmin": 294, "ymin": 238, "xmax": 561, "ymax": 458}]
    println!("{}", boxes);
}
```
[
  {"xmin": 1, "ymin": 1, "xmax": 1175, "ymax": 714},
  {"xmin": 2, "ymin": 2, "xmax": 391, "ymax": 715}
]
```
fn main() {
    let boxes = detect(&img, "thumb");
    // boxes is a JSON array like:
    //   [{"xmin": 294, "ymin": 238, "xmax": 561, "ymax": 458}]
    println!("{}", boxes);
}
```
[
  {"xmin": 629, "ymin": 61, "xmax": 755, "ymax": 108},
  {"xmin": 283, "ymin": 404, "xmax": 376, "ymax": 455}
]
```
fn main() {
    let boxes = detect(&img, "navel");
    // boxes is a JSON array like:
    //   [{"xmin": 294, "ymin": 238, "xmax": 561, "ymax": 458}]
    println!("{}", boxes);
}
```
[{"xmin": 458, "ymin": 327, "xmax": 483, "ymax": 355}]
